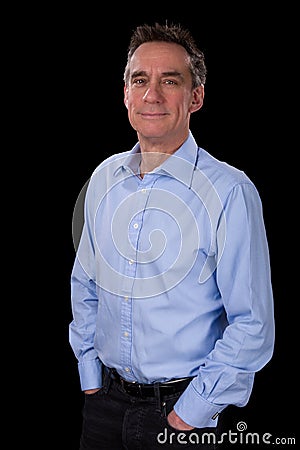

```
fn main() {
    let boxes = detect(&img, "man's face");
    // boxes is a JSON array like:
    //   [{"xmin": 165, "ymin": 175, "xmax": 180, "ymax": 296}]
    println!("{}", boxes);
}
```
[{"xmin": 124, "ymin": 41, "xmax": 204, "ymax": 146}]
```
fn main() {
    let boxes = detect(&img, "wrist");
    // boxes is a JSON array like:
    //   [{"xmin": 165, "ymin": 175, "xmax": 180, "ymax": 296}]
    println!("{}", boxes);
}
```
[
  {"xmin": 84, "ymin": 388, "xmax": 101, "ymax": 395},
  {"xmin": 167, "ymin": 409, "xmax": 194, "ymax": 430}
]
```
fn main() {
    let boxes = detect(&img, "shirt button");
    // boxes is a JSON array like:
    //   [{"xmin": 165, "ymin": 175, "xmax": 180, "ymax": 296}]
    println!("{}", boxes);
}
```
[
  {"xmin": 129, "ymin": 259, "xmax": 134, "ymax": 265},
  {"xmin": 124, "ymin": 331, "xmax": 129, "ymax": 337},
  {"xmin": 133, "ymin": 223, "xmax": 138, "ymax": 229},
  {"xmin": 124, "ymin": 296, "xmax": 129, "ymax": 301},
  {"xmin": 141, "ymin": 188, "xmax": 147, "ymax": 193},
  {"xmin": 125, "ymin": 367, "xmax": 130, "ymax": 372}
]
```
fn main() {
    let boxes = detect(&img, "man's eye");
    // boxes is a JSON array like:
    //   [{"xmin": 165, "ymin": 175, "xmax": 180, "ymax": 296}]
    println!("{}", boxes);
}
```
[
  {"xmin": 132, "ymin": 79, "xmax": 145, "ymax": 85},
  {"xmin": 164, "ymin": 80, "xmax": 176, "ymax": 85}
]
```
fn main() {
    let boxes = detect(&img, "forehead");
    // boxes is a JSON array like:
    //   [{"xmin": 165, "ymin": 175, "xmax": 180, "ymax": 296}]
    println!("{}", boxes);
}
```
[{"xmin": 130, "ymin": 41, "xmax": 190, "ymax": 72}]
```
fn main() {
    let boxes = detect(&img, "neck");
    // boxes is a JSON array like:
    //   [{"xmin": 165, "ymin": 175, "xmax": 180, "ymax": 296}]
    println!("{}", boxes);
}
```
[
  {"xmin": 140, "ymin": 152, "xmax": 171, "ymax": 177},
  {"xmin": 138, "ymin": 132, "xmax": 188, "ymax": 176}
]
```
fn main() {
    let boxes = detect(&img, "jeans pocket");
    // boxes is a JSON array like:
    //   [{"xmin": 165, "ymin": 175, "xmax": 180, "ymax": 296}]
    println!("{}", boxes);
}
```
[
  {"xmin": 85, "ymin": 388, "xmax": 105, "ymax": 398},
  {"xmin": 161, "ymin": 391, "xmax": 182, "ymax": 416}
]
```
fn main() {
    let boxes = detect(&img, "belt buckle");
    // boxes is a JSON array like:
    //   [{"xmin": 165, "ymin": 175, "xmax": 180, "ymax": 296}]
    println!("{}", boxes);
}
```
[
  {"xmin": 131, "ymin": 382, "xmax": 143, "ymax": 397},
  {"xmin": 121, "ymin": 378, "xmax": 140, "ymax": 397},
  {"xmin": 130, "ymin": 382, "xmax": 144, "ymax": 397}
]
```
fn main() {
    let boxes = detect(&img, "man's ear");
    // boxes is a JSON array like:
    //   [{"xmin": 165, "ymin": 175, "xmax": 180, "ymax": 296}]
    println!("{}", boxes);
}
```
[
  {"xmin": 124, "ymin": 85, "xmax": 128, "ymax": 109},
  {"xmin": 189, "ymin": 85, "xmax": 205, "ymax": 113}
]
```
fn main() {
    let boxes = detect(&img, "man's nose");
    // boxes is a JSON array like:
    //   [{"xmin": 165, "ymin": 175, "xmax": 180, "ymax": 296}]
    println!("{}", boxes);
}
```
[{"xmin": 142, "ymin": 83, "xmax": 163, "ymax": 103}]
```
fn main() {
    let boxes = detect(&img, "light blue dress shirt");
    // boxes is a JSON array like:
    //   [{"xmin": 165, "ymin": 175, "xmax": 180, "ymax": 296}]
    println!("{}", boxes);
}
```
[{"xmin": 69, "ymin": 131, "xmax": 275, "ymax": 428}]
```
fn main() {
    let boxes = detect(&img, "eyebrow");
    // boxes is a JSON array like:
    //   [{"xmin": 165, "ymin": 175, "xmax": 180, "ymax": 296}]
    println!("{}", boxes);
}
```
[{"xmin": 131, "ymin": 70, "xmax": 184, "ymax": 80}]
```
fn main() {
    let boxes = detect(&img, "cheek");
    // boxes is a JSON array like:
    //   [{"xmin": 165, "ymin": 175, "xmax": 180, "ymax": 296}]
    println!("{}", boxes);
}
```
[
  {"xmin": 126, "ymin": 104, "xmax": 136, "ymax": 125},
  {"xmin": 124, "ymin": 91, "xmax": 129, "ymax": 108},
  {"xmin": 125, "ymin": 93, "xmax": 134, "ymax": 110},
  {"xmin": 126, "ymin": 97, "xmax": 139, "ymax": 118}
]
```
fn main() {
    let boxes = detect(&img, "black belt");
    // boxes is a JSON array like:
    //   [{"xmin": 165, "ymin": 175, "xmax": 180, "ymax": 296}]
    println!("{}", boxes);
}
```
[{"xmin": 109, "ymin": 368, "xmax": 193, "ymax": 398}]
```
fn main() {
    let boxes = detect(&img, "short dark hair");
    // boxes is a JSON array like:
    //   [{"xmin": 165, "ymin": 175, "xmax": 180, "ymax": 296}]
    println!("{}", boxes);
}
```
[{"xmin": 123, "ymin": 22, "xmax": 207, "ymax": 89}]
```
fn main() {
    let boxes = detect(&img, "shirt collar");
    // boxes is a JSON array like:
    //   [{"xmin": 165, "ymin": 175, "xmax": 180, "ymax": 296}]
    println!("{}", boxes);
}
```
[
  {"xmin": 114, "ymin": 131, "xmax": 199, "ymax": 188},
  {"xmin": 113, "ymin": 142, "xmax": 141, "ymax": 177}
]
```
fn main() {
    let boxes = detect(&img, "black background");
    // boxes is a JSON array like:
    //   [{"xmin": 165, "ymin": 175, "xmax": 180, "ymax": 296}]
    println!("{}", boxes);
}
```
[{"xmin": 32, "ymin": 5, "xmax": 296, "ymax": 449}]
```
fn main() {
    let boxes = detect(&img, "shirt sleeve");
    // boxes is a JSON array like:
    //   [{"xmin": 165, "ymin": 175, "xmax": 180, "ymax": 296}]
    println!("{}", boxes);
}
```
[
  {"xmin": 69, "ymin": 178, "xmax": 103, "ymax": 391},
  {"xmin": 174, "ymin": 182, "xmax": 275, "ymax": 428}
]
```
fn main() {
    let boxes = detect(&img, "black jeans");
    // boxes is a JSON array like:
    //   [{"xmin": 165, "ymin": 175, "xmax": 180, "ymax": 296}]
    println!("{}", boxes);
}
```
[{"xmin": 79, "ymin": 374, "xmax": 218, "ymax": 449}]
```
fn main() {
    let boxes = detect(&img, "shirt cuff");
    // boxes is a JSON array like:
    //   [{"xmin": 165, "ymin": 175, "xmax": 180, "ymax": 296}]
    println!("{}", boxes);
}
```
[
  {"xmin": 78, "ymin": 359, "xmax": 102, "ymax": 391},
  {"xmin": 174, "ymin": 380, "xmax": 226, "ymax": 428}
]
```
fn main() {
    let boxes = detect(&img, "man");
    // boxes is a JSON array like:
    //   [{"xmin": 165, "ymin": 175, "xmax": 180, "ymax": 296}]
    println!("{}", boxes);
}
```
[{"xmin": 70, "ymin": 22, "xmax": 275, "ymax": 449}]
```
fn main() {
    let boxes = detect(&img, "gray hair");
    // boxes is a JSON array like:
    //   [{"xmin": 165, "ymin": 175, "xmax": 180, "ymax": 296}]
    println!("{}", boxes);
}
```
[{"xmin": 123, "ymin": 22, "xmax": 207, "ymax": 89}]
